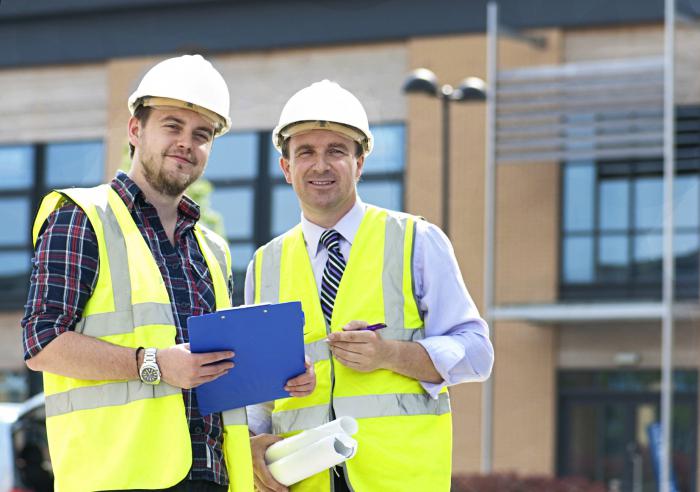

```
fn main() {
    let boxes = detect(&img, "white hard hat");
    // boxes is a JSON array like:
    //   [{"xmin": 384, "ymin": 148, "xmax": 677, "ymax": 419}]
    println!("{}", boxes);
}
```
[
  {"xmin": 272, "ymin": 80, "xmax": 373, "ymax": 156},
  {"xmin": 128, "ymin": 54, "xmax": 231, "ymax": 136}
]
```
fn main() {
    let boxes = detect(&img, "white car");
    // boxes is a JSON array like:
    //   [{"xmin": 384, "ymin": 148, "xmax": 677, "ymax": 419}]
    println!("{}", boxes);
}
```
[{"xmin": 0, "ymin": 393, "xmax": 52, "ymax": 492}]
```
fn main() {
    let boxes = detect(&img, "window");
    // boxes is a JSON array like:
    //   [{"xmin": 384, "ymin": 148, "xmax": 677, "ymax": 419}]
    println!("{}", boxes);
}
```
[
  {"xmin": 204, "ymin": 133, "xmax": 261, "ymax": 305},
  {"xmin": 206, "ymin": 124, "xmax": 406, "ymax": 305},
  {"xmin": 0, "ymin": 141, "xmax": 104, "ymax": 310},
  {"xmin": 560, "ymin": 107, "xmax": 700, "ymax": 300}
]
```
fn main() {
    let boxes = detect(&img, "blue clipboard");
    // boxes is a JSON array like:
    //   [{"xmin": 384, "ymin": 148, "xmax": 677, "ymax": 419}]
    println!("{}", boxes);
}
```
[{"xmin": 188, "ymin": 301, "xmax": 306, "ymax": 416}]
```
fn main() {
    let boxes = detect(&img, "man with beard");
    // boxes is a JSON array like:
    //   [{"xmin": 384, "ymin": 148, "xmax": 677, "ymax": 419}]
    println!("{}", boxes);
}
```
[
  {"xmin": 21, "ymin": 55, "xmax": 314, "ymax": 492},
  {"xmin": 246, "ymin": 80, "xmax": 493, "ymax": 492}
]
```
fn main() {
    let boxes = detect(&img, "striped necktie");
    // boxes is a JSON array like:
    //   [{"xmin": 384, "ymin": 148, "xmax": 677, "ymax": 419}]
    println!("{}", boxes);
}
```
[{"xmin": 319, "ymin": 229, "xmax": 347, "ymax": 326}]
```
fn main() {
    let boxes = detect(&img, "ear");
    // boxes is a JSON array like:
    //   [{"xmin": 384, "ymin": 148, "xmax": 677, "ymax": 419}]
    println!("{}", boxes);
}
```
[
  {"xmin": 355, "ymin": 154, "xmax": 365, "ymax": 182},
  {"xmin": 127, "ymin": 116, "xmax": 141, "ymax": 148},
  {"xmin": 279, "ymin": 157, "xmax": 293, "ymax": 184}
]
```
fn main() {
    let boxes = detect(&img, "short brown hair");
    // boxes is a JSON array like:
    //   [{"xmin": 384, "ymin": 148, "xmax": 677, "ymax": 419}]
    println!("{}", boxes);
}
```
[{"xmin": 128, "ymin": 105, "xmax": 152, "ymax": 158}]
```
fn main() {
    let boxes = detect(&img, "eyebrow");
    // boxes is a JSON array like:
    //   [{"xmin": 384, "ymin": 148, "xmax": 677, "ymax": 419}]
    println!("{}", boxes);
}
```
[
  {"xmin": 328, "ymin": 142, "xmax": 350, "ymax": 151},
  {"xmin": 294, "ymin": 144, "xmax": 315, "ymax": 154},
  {"xmin": 161, "ymin": 115, "xmax": 214, "ymax": 138},
  {"xmin": 294, "ymin": 142, "xmax": 350, "ymax": 154}
]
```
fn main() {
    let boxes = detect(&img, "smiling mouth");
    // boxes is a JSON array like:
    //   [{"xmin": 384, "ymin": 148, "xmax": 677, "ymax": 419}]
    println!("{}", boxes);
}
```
[
  {"xmin": 166, "ymin": 154, "xmax": 193, "ymax": 165},
  {"xmin": 309, "ymin": 180, "xmax": 335, "ymax": 186}
]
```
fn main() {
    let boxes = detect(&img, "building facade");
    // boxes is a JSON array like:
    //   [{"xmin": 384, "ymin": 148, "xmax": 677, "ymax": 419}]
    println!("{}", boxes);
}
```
[{"xmin": 1, "ymin": 1, "xmax": 699, "ymax": 490}]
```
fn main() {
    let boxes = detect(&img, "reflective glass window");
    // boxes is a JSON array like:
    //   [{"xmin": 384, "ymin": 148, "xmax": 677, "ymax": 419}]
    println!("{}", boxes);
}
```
[
  {"xmin": 563, "ymin": 236, "xmax": 594, "ymax": 283},
  {"xmin": 676, "ymin": 232, "xmax": 699, "ymax": 285},
  {"xmin": 598, "ymin": 236, "xmax": 628, "ymax": 283},
  {"xmin": 46, "ymin": 141, "xmax": 104, "ymax": 187},
  {"xmin": 675, "ymin": 175, "xmax": 699, "ymax": 229},
  {"xmin": 0, "ymin": 197, "xmax": 30, "ymax": 246},
  {"xmin": 268, "ymin": 137, "xmax": 282, "ymax": 175},
  {"xmin": 0, "ymin": 251, "xmax": 31, "ymax": 276},
  {"xmin": 675, "ymin": 232, "xmax": 699, "ymax": 257},
  {"xmin": 599, "ymin": 179, "xmax": 629, "ymax": 231},
  {"xmin": 272, "ymin": 185, "xmax": 300, "ymax": 236},
  {"xmin": 206, "ymin": 133, "xmax": 258, "ymax": 180},
  {"xmin": 210, "ymin": 188, "xmax": 254, "ymax": 239},
  {"xmin": 358, "ymin": 181, "xmax": 402, "ymax": 211},
  {"xmin": 230, "ymin": 242, "xmax": 255, "ymax": 272},
  {"xmin": 634, "ymin": 177, "xmax": 663, "ymax": 230},
  {"xmin": 365, "ymin": 124, "xmax": 405, "ymax": 173},
  {"xmin": 634, "ymin": 233, "xmax": 662, "ymax": 283},
  {"xmin": 0, "ymin": 146, "xmax": 34, "ymax": 189},
  {"xmin": 634, "ymin": 233, "xmax": 662, "ymax": 263},
  {"xmin": 562, "ymin": 150, "xmax": 700, "ymax": 300},
  {"xmin": 563, "ymin": 163, "xmax": 595, "ymax": 232}
]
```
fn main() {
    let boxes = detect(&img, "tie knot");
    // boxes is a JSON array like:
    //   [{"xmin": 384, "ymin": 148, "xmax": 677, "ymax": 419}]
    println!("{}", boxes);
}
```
[{"xmin": 320, "ymin": 229, "xmax": 342, "ymax": 252}]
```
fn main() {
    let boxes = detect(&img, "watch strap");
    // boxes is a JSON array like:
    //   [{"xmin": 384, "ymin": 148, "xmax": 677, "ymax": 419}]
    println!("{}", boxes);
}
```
[{"xmin": 135, "ymin": 346, "xmax": 144, "ymax": 377}]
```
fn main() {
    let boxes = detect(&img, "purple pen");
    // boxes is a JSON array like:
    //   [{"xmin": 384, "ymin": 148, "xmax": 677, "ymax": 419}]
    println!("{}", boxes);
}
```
[{"xmin": 362, "ymin": 323, "xmax": 387, "ymax": 331}]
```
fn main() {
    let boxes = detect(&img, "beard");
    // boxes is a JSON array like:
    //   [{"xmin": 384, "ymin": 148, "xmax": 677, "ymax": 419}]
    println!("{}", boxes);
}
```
[{"xmin": 140, "ymin": 151, "xmax": 202, "ymax": 197}]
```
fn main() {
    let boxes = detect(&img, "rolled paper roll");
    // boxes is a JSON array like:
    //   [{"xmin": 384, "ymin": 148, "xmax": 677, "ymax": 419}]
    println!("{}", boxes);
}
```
[
  {"xmin": 268, "ymin": 433, "xmax": 358, "ymax": 486},
  {"xmin": 265, "ymin": 416, "xmax": 358, "ymax": 463}
]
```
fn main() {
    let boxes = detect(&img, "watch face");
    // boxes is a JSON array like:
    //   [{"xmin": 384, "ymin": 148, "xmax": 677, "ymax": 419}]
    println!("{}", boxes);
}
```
[{"xmin": 140, "ymin": 366, "xmax": 160, "ymax": 384}]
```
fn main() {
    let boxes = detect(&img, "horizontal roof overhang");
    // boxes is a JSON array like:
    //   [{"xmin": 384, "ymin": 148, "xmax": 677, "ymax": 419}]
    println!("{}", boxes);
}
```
[
  {"xmin": 491, "ymin": 301, "xmax": 700, "ymax": 324},
  {"xmin": 0, "ymin": 0, "xmax": 686, "ymax": 68}
]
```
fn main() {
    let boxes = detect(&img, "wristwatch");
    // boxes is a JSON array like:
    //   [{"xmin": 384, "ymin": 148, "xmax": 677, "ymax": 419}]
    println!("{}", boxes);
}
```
[{"xmin": 139, "ymin": 347, "xmax": 161, "ymax": 385}]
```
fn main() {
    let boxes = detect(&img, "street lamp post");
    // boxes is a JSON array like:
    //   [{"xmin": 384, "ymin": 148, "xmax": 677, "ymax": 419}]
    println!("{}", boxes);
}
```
[{"xmin": 402, "ymin": 68, "xmax": 486, "ymax": 237}]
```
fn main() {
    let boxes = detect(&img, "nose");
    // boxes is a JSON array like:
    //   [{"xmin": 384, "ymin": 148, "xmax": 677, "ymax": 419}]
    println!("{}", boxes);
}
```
[
  {"xmin": 176, "ymin": 133, "xmax": 193, "ymax": 152},
  {"xmin": 311, "ymin": 153, "xmax": 331, "ymax": 172}
]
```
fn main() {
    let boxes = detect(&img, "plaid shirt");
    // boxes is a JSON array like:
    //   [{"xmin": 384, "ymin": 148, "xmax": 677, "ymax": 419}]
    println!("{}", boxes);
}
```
[{"xmin": 22, "ymin": 172, "xmax": 230, "ymax": 486}]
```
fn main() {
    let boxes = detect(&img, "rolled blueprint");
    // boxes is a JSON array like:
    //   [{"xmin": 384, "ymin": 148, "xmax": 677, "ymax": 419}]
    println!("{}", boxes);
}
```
[
  {"xmin": 264, "ymin": 416, "xmax": 359, "ymax": 486},
  {"xmin": 264, "ymin": 416, "xmax": 358, "ymax": 463},
  {"xmin": 267, "ymin": 433, "xmax": 358, "ymax": 486}
]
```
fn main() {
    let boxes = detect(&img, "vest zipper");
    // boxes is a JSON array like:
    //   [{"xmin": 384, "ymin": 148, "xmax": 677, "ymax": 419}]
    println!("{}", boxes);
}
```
[
  {"xmin": 327, "ymin": 317, "xmax": 337, "ymax": 422},
  {"xmin": 326, "ymin": 316, "xmax": 339, "ymax": 488}
]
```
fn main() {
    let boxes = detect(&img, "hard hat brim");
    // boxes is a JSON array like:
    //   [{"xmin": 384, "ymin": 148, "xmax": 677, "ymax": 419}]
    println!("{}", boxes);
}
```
[
  {"xmin": 275, "ymin": 120, "xmax": 370, "ymax": 155},
  {"xmin": 130, "ymin": 96, "xmax": 231, "ymax": 137}
]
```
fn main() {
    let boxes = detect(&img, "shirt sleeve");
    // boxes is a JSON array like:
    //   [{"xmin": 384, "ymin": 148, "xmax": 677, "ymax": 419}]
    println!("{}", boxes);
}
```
[
  {"xmin": 412, "ymin": 220, "xmax": 494, "ymax": 398},
  {"xmin": 246, "ymin": 401, "xmax": 274, "ymax": 435},
  {"xmin": 243, "ymin": 258, "xmax": 255, "ymax": 306},
  {"xmin": 21, "ymin": 203, "xmax": 99, "ymax": 360}
]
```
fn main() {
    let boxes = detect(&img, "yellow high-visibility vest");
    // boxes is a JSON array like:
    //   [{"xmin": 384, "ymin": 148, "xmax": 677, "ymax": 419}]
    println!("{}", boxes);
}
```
[
  {"xmin": 33, "ymin": 185, "xmax": 253, "ymax": 492},
  {"xmin": 254, "ymin": 205, "xmax": 452, "ymax": 492}
]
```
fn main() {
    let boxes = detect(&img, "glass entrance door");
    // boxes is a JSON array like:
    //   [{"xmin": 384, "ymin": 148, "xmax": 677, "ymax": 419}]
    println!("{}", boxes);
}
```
[{"xmin": 558, "ymin": 371, "xmax": 697, "ymax": 492}]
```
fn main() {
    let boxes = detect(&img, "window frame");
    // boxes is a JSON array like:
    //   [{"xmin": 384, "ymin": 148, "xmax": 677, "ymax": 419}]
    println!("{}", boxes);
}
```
[
  {"xmin": 0, "ymin": 141, "xmax": 104, "ymax": 311},
  {"xmin": 559, "ymin": 107, "xmax": 700, "ymax": 301}
]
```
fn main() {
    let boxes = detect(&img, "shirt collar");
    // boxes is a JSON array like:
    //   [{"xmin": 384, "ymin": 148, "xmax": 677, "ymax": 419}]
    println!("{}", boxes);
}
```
[
  {"xmin": 111, "ymin": 171, "xmax": 201, "ymax": 222},
  {"xmin": 111, "ymin": 171, "xmax": 143, "ymax": 210},
  {"xmin": 301, "ymin": 198, "xmax": 366, "ymax": 259}
]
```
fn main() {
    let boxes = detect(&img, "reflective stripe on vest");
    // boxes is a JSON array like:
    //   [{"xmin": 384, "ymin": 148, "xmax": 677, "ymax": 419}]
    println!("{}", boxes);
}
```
[
  {"xmin": 75, "ymin": 303, "xmax": 174, "ymax": 337},
  {"xmin": 222, "ymin": 408, "xmax": 249, "ymax": 426},
  {"xmin": 272, "ymin": 392, "xmax": 451, "ymax": 434},
  {"xmin": 45, "ymin": 380, "xmax": 182, "ymax": 418}
]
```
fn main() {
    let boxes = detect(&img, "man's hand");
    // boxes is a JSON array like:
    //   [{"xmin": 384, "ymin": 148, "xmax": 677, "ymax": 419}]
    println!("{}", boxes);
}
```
[
  {"xmin": 326, "ymin": 320, "xmax": 392, "ymax": 372},
  {"xmin": 284, "ymin": 356, "xmax": 316, "ymax": 397},
  {"xmin": 329, "ymin": 320, "xmax": 444, "ymax": 383},
  {"xmin": 251, "ymin": 434, "xmax": 288, "ymax": 492},
  {"xmin": 156, "ymin": 343, "xmax": 233, "ymax": 389}
]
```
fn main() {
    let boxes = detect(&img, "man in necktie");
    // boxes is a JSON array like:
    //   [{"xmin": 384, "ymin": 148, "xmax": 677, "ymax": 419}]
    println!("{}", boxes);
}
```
[{"xmin": 244, "ymin": 80, "xmax": 494, "ymax": 492}]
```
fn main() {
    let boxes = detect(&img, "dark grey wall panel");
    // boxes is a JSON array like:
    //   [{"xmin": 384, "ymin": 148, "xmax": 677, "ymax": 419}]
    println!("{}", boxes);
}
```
[{"xmin": 0, "ymin": 0, "xmax": 686, "ymax": 68}]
